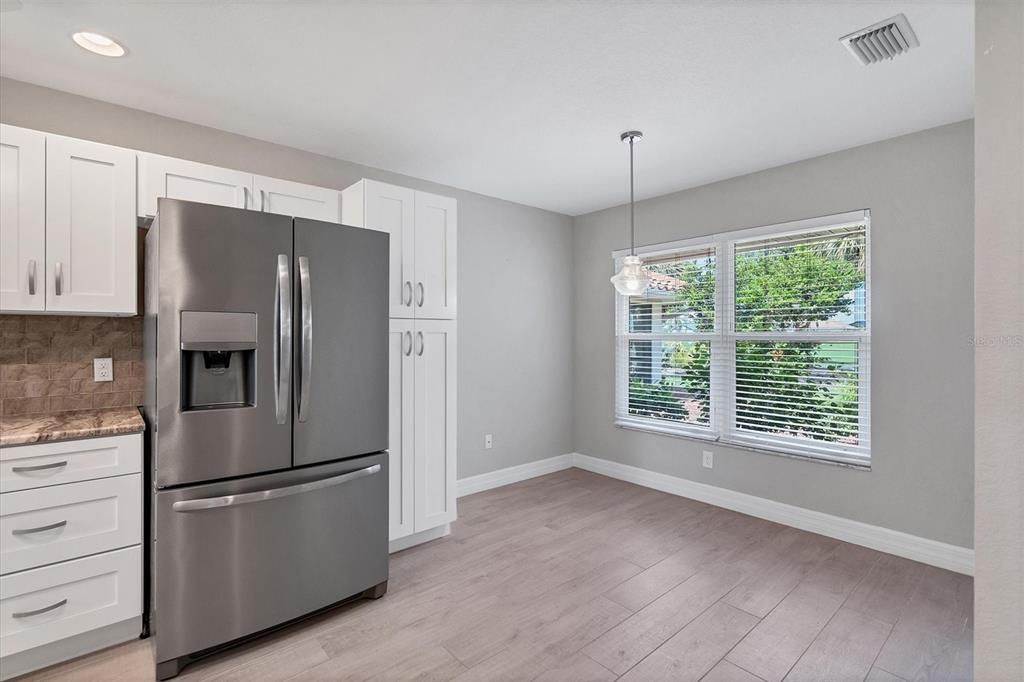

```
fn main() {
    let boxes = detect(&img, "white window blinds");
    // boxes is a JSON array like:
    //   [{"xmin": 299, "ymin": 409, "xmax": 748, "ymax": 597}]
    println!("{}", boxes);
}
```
[{"xmin": 614, "ymin": 211, "xmax": 870, "ymax": 466}]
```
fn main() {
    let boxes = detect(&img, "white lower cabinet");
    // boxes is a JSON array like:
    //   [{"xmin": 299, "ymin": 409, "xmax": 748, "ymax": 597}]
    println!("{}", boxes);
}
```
[
  {"xmin": 0, "ymin": 475, "xmax": 142, "ymax": 575},
  {"xmin": 388, "ymin": 319, "xmax": 456, "ymax": 543},
  {"xmin": 0, "ymin": 546, "xmax": 141, "ymax": 657},
  {"xmin": 0, "ymin": 434, "xmax": 142, "ymax": 675}
]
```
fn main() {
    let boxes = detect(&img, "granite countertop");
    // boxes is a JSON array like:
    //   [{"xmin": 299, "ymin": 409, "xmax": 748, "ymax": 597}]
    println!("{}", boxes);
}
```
[{"xmin": 0, "ymin": 407, "xmax": 145, "ymax": 447}]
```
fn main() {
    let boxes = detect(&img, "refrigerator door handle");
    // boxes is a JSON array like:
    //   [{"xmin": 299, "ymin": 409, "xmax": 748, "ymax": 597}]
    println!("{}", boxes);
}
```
[
  {"xmin": 171, "ymin": 464, "xmax": 381, "ymax": 512},
  {"xmin": 275, "ymin": 254, "xmax": 292, "ymax": 425},
  {"xmin": 297, "ymin": 256, "xmax": 313, "ymax": 423}
]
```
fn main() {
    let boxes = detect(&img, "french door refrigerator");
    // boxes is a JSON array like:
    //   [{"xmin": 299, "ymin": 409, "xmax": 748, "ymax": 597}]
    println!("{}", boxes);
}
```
[{"xmin": 143, "ymin": 199, "xmax": 389, "ymax": 680}]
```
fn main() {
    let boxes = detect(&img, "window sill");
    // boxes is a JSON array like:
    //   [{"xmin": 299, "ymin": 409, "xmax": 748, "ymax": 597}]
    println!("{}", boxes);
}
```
[{"xmin": 613, "ymin": 419, "xmax": 871, "ymax": 471}]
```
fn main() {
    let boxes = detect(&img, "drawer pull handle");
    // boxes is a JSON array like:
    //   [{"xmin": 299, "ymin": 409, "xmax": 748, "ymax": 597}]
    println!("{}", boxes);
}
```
[
  {"xmin": 12, "ymin": 520, "xmax": 68, "ymax": 536},
  {"xmin": 11, "ymin": 461, "xmax": 68, "ymax": 473},
  {"xmin": 12, "ymin": 599, "xmax": 67, "ymax": 619}
]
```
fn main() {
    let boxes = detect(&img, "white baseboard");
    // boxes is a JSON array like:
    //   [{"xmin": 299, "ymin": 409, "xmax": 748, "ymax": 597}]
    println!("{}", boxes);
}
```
[
  {"xmin": 456, "ymin": 454, "xmax": 574, "ymax": 497},
  {"xmin": 571, "ymin": 453, "xmax": 974, "ymax": 576}
]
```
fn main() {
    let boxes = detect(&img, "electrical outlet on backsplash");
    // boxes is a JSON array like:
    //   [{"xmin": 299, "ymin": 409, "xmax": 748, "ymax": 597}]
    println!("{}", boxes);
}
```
[{"xmin": 0, "ymin": 314, "xmax": 145, "ymax": 418}]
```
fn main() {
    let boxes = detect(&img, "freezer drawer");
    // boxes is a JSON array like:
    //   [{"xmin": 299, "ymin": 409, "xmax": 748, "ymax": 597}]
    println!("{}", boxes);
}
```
[{"xmin": 152, "ymin": 454, "xmax": 387, "ymax": 668}]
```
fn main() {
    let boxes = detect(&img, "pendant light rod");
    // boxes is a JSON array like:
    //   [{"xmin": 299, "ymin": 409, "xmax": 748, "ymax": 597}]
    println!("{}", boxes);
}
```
[{"xmin": 620, "ymin": 130, "xmax": 643, "ymax": 255}]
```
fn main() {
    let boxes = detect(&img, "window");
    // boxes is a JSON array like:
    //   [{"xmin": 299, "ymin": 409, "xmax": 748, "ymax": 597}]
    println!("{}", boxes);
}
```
[{"xmin": 614, "ymin": 210, "xmax": 870, "ymax": 466}]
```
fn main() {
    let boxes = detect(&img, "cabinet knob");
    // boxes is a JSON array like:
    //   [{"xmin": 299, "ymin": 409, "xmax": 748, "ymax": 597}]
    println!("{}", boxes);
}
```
[
  {"xmin": 54, "ymin": 262, "xmax": 63, "ymax": 296},
  {"xmin": 27, "ymin": 260, "xmax": 36, "ymax": 295}
]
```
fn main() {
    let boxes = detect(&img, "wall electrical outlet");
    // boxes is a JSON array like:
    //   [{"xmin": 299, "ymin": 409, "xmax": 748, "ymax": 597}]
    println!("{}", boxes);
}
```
[
  {"xmin": 702, "ymin": 450, "xmax": 714, "ymax": 469},
  {"xmin": 485, "ymin": 434, "xmax": 493, "ymax": 449},
  {"xmin": 93, "ymin": 357, "xmax": 113, "ymax": 382}
]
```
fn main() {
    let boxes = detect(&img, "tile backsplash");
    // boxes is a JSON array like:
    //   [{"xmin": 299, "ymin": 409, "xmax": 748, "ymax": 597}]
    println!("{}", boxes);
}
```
[{"xmin": 0, "ymin": 315, "xmax": 144, "ymax": 418}]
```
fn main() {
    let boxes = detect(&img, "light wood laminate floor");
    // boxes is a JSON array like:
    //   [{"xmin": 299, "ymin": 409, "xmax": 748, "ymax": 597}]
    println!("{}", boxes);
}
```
[{"xmin": 19, "ymin": 469, "xmax": 973, "ymax": 682}]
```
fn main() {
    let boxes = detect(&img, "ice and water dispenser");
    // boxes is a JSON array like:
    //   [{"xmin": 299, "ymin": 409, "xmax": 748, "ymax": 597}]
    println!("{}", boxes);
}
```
[{"xmin": 180, "ymin": 312, "xmax": 257, "ymax": 411}]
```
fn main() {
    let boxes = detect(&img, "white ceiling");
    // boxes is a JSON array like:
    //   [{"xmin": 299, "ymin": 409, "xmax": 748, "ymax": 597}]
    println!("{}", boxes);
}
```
[{"xmin": 0, "ymin": 1, "xmax": 973, "ymax": 216}]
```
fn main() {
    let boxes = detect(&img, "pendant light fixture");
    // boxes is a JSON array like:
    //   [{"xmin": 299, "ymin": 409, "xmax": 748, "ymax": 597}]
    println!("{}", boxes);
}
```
[{"xmin": 610, "ymin": 130, "xmax": 650, "ymax": 296}]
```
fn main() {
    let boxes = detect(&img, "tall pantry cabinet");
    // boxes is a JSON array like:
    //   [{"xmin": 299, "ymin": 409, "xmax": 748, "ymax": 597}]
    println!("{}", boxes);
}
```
[{"xmin": 343, "ymin": 180, "xmax": 457, "ymax": 546}]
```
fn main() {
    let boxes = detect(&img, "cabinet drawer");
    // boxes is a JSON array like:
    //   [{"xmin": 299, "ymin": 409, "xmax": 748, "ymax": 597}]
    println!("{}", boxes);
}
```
[
  {"xmin": 0, "ymin": 546, "xmax": 141, "ymax": 657},
  {"xmin": 0, "ymin": 475, "xmax": 141, "ymax": 575},
  {"xmin": 0, "ymin": 435, "xmax": 141, "ymax": 493}
]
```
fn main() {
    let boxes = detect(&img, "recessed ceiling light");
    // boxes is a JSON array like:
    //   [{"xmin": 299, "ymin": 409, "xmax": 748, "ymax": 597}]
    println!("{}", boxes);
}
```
[{"xmin": 72, "ymin": 31, "xmax": 126, "ymax": 57}]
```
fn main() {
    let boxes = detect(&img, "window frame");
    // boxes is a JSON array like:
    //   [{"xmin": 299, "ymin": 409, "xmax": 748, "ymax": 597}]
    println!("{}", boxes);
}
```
[{"xmin": 613, "ymin": 209, "xmax": 871, "ymax": 468}]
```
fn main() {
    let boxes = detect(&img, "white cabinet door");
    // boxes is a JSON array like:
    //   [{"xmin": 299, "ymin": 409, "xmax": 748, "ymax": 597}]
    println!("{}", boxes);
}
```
[
  {"xmin": 344, "ymin": 180, "xmax": 416, "ymax": 318},
  {"xmin": 139, "ymin": 154, "xmax": 253, "ymax": 218},
  {"xmin": 45, "ymin": 137, "xmax": 136, "ymax": 315},
  {"xmin": 0, "ymin": 125, "xmax": 46, "ymax": 312},
  {"xmin": 388, "ymin": 319, "xmax": 415, "ymax": 541},
  {"xmin": 413, "ymin": 320, "xmax": 456, "ymax": 532},
  {"xmin": 254, "ymin": 175, "xmax": 340, "ymax": 223},
  {"xmin": 413, "ymin": 191, "xmax": 457, "ymax": 319}
]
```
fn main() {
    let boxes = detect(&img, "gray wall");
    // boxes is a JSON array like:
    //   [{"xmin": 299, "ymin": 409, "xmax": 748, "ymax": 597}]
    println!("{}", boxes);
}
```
[
  {"xmin": 0, "ymin": 77, "xmax": 575, "ymax": 480},
  {"xmin": 572, "ymin": 121, "xmax": 974, "ymax": 548},
  {"xmin": 974, "ymin": 0, "xmax": 1023, "ymax": 676}
]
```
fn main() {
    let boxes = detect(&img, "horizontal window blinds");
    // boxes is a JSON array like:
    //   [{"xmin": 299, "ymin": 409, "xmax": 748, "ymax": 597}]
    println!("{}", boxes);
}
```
[{"xmin": 615, "ymin": 214, "xmax": 870, "ymax": 465}]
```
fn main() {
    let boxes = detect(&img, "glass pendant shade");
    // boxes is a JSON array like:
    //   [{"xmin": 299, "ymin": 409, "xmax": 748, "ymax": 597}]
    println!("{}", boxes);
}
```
[{"xmin": 611, "ymin": 255, "xmax": 650, "ymax": 295}]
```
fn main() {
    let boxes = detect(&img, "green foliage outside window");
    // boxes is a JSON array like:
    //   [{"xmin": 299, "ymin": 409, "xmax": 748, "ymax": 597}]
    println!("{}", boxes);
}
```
[{"xmin": 628, "ymin": 236, "xmax": 865, "ymax": 443}]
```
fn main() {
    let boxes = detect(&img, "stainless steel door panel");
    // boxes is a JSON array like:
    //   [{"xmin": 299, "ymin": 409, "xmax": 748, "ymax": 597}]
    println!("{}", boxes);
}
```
[
  {"xmin": 153, "ymin": 454, "xmax": 387, "ymax": 664},
  {"xmin": 293, "ymin": 220, "xmax": 389, "ymax": 467},
  {"xmin": 152, "ymin": 199, "xmax": 293, "ymax": 487}
]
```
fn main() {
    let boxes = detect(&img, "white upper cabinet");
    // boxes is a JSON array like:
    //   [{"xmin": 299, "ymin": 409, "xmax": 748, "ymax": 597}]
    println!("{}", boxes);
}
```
[
  {"xmin": 139, "ymin": 154, "xmax": 253, "ymax": 217},
  {"xmin": 413, "ymin": 320, "xmax": 457, "ymax": 532},
  {"xmin": 139, "ymin": 154, "xmax": 341, "ymax": 223},
  {"xmin": 343, "ymin": 179, "xmax": 415, "ymax": 317},
  {"xmin": 413, "ymin": 192, "xmax": 457, "ymax": 320},
  {"xmin": 45, "ymin": 136, "xmax": 137, "ymax": 315},
  {"xmin": 342, "ymin": 179, "xmax": 456, "ymax": 320},
  {"xmin": 0, "ymin": 125, "xmax": 46, "ymax": 312},
  {"xmin": 254, "ymin": 175, "xmax": 340, "ymax": 223}
]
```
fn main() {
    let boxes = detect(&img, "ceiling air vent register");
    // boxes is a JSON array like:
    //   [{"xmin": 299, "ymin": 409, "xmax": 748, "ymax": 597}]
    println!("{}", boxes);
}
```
[{"xmin": 840, "ymin": 13, "xmax": 920, "ymax": 65}]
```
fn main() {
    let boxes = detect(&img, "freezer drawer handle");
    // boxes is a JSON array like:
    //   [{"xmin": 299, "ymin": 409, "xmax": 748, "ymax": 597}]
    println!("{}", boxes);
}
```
[
  {"xmin": 171, "ymin": 463, "xmax": 381, "ymax": 513},
  {"xmin": 11, "ymin": 461, "xmax": 68, "ymax": 473},
  {"xmin": 297, "ymin": 255, "xmax": 313, "ymax": 423},
  {"xmin": 12, "ymin": 520, "xmax": 68, "ymax": 536},
  {"xmin": 12, "ymin": 599, "xmax": 67, "ymax": 619}
]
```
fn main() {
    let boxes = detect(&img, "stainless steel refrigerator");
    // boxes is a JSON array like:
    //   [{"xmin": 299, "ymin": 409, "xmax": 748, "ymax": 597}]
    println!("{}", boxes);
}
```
[{"xmin": 143, "ymin": 199, "xmax": 389, "ymax": 680}]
